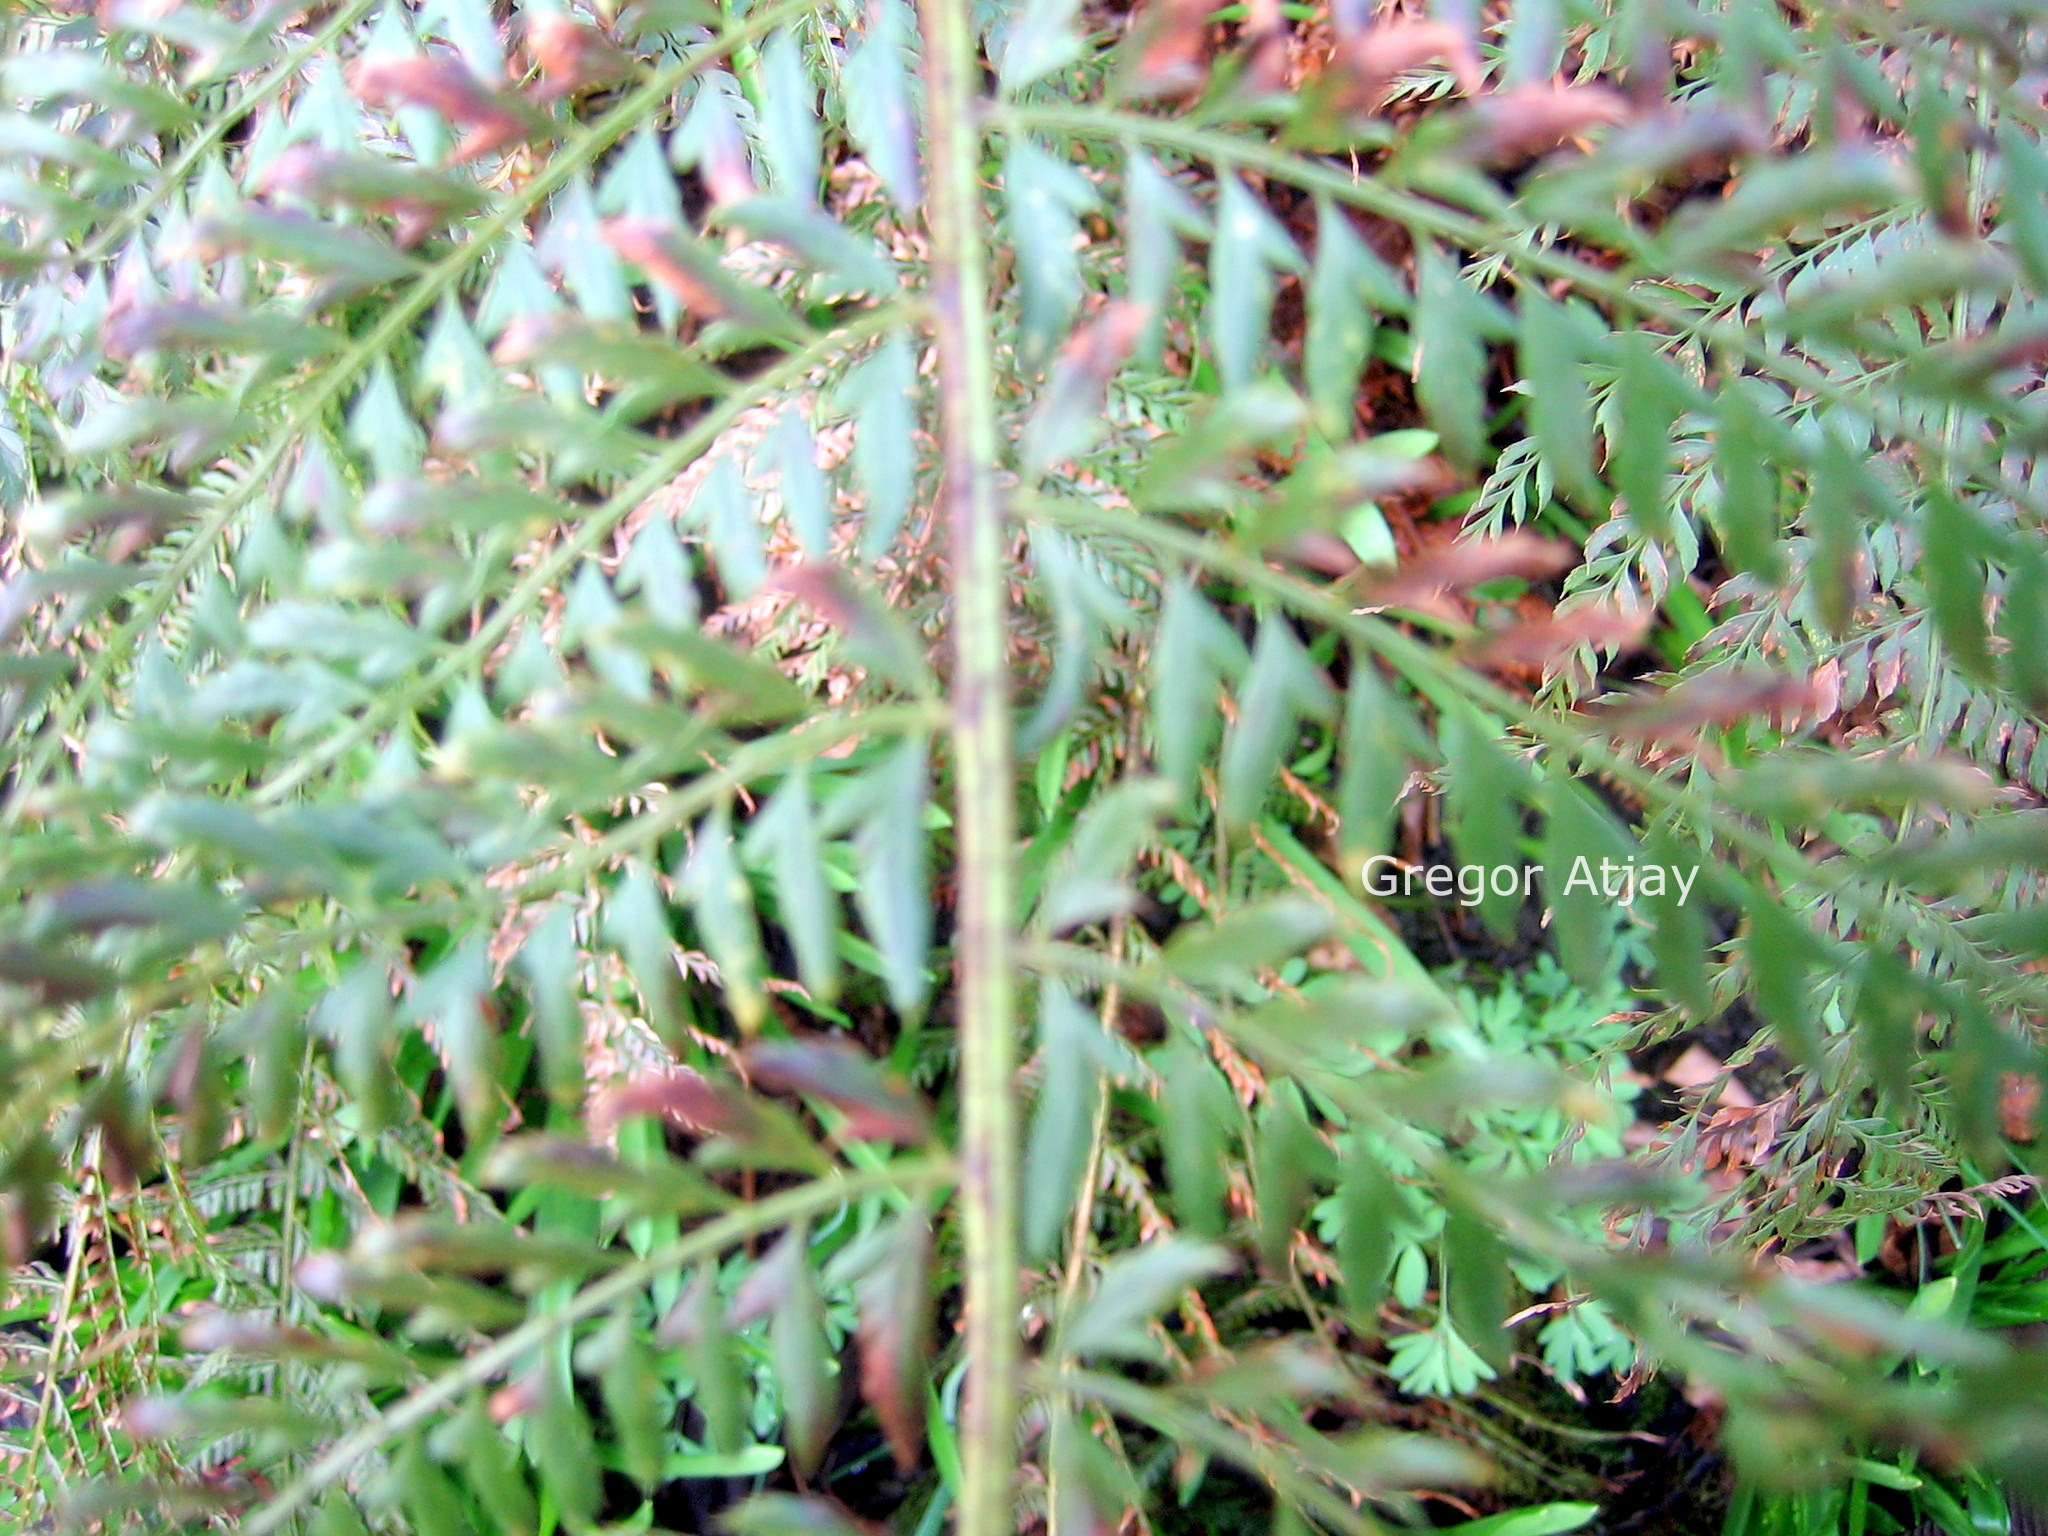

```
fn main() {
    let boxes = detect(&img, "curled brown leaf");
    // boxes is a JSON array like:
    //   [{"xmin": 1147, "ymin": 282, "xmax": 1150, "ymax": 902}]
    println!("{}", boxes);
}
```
[
  {"xmin": 1463, "ymin": 84, "xmax": 1631, "ymax": 166},
  {"xmin": 1055, "ymin": 299, "xmax": 1147, "ymax": 389},
  {"xmin": 599, "ymin": 1068, "xmax": 745, "ymax": 1136},
  {"xmin": 255, "ymin": 145, "xmax": 487, "ymax": 244},
  {"xmin": 1598, "ymin": 668, "xmax": 1820, "ymax": 745},
  {"xmin": 1465, "ymin": 602, "xmax": 1651, "ymax": 669},
  {"xmin": 854, "ymin": 1208, "xmax": 933, "ymax": 1471},
  {"xmin": 1121, "ymin": 0, "xmax": 1214, "ymax": 99},
  {"xmin": 1353, "ymin": 531, "xmax": 1575, "ymax": 609},
  {"xmin": 744, "ymin": 1037, "xmax": 931, "ymax": 1144},
  {"xmin": 350, "ymin": 55, "xmax": 540, "ymax": 163},
  {"xmin": 1319, "ymin": 21, "xmax": 1481, "ymax": 114},
  {"xmin": 526, "ymin": 13, "xmax": 635, "ymax": 102},
  {"xmin": 603, "ymin": 217, "xmax": 731, "ymax": 316},
  {"xmin": 2001, "ymin": 1071, "xmax": 2040, "ymax": 1143}
]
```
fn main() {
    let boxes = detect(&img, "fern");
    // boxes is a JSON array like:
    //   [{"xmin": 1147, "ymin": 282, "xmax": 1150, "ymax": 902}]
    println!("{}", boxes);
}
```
[{"xmin": 10, "ymin": 0, "xmax": 2048, "ymax": 1532}]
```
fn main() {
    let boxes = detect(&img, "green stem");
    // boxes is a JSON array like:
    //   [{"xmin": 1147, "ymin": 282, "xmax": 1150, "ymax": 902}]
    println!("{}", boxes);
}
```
[
  {"xmin": 0, "ymin": 703, "xmax": 941, "ymax": 1172},
  {"xmin": 251, "ymin": 302, "xmax": 910, "ymax": 804},
  {"xmin": 25, "ymin": 1181, "xmax": 94, "ymax": 1516},
  {"xmin": 4, "ymin": 0, "xmax": 822, "ymax": 829},
  {"xmin": 1003, "ymin": 101, "xmax": 2048, "ymax": 528},
  {"xmin": 916, "ymin": 7, "xmax": 1021, "ymax": 1536},
  {"xmin": 1032, "ymin": 493, "xmax": 2048, "ymax": 1016},
  {"xmin": 74, "ymin": 0, "xmax": 382, "ymax": 266},
  {"xmin": 240, "ymin": 1159, "xmax": 951, "ymax": 1536},
  {"xmin": 1055, "ymin": 1368, "xmax": 1386, "ymax": 1536}
]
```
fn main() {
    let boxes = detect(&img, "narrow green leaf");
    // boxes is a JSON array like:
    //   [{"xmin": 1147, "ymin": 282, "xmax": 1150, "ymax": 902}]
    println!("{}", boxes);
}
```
[
  {"xmin": 1664, "ymin": 149, "xmax": 1905, "ymax": 259},
  {"xmin": 1942, "ymin": 994, "xmax": 2033, "ymax": 1165},
  {"xmin": 1642, "ymin": 831, "xmax": 1711, "ymax": 1019},
  {"xmin": 1335, "ymin": 653, "xmax": 1423, "ymax": 862},
  {"xmin": 771, "ymin": 406, "xmax": 832, "ymax": 558},
  {"xmin": 1745, "ymin": 891, "xmax": 1820, "ymax": 1070},
  {"xmin": 1219, "ymin": 616, "xmax": 1334, "ymax": 827},
  {"xmin": 1050, "ymin": 1405, "xmax": 1132, "ymax": 1536},
  {"xmin": 1923, "ymin": 488, "xmax": 1995, "ymax": 683},
  {"xmin": 1304, "ymin": 198, "xmax": 1405, "ymax": 438},
  {"xmin": 1151, "ymin": 580, "xmax": 1246, "ymax": 790},
  {"xmin": 409, "ymin": 934, "xmax": 495, "ymax": 1134},
  {"xmin": 618, "ymin": 508, "xmax": 700, "ymax": 628},
  {"xmin": 1020, "ymin": 302, "xmax": 1143, "ymax": 476},
  {"xmin": 1500, "ymin": 0, "xmax": 1562, "ymax": 85},
  {"xmin": 1709, "ymin": 384, "xmax": 1785, "ymax": 582},
  {"xmin": 612, "ymin": 621, "xmax": 811, "ymax": 723},
  {"xmin": 544, "ymin": 175, "xmax": 633, "ymax": 324},
  {"xmin": 694, "ymin": 455, "xmax": 767, "ymax": 600},
  {"xmin": 1163, "ymin": 897, "xmax": 1332, "ymax": 992},
  {"xmin": 669, "ymin": 1445, "xmax": 785, "ymax": 1479},
  {"xmin": 605, "ymin": 217, "xmax": 804, "ymax": 338},
  {"xmin": 1440, "ymin": 708, "xmax": 1528, "ymax": 943},
  {"xmin": 1036, "ymin": 776, "xmax": 1177, "ymax": 934},
  {"xmin": 853, "ymin": 1201, "xmax": 933, "ymax": 1472},
  {"xmin": 1159, "ymin": 1033, "xmax": 1232, "ymax": 1239},
  {"xmin": 1414, "ymin": 244, "xmax": 1490, "ymax": 472},
  {"xmin": 598, "ymin": 124, "xmax": 685, "ymax": 228},
  {"xmin": 1064, "ymin": 1238, "xmax": 1234, "ymax": 1361},
  {"xmin": 531, "ymin": 1353, "xmax": 603, "ymax": 1526},
  {"xmin": 766, "ymin": 1223, "xmax": 834, "ymax": 1478},
  {"xmin": 672, "ymin": 68, "xmax": 755, "ymax": 201},
  {"xmin": 317, "ymin": 959, "xmax": 401, "ymax": 1135},
  {"xmin": 756, "ymin": 31, "xmax": 820, "ymax": 204},
  {"xmin": 1517, "ymin": 292, "xmax": 1603, "ymax": 508},
  {"xmin": 1209, "ymin": 177, "xmax": 1304, "ymax": 392},
  {"xmin": 667, "ymin": 1264, "xmax": 748, "ymax": 1453},
  {"xmin": 1336, "ymin": 1146, "xmax": 1400, "ymax": 1334},
  {"xmin": 723, "ymin": 195, "xmax": 899, "ymax": 295},
  {"xmin": 1999, "ymin": 120, "xmax": 2048, "ymax": 294},
  {"xmin": 237, "ymin": 993, "xmax": 299, "ymax": 1144},
  {"xmin": 1439, "ymin": 1502, "xmax": 1599, "ymax": 1536},
  {"xmin": 1999, "ymin": 546, "xmax": 2048, "ymax": 714},
  {"xmin": 1607, "ymin": 333, "xmax": 1689, "ymax": 543},
  {"xmin": 1854, "ymin": 952, "xmax": 1921, "ymax": 1113},
  {"xmin": 606, "ymin": 863, "xmax": 681, "ymax": 1047},
  {"xmin": 1786, "ymin": 242, "xmax": 2011, "ymax": 339},
  {"xmin": 854, "ymin": 741, "xmax": 932, "ymax": 1013},
  {"xmin": 347, "ymin": 360, "xmax": 424, "ymax": 484},
  {"xmin": 1020, "ymin": 523, "xmax": 1132, "ymax": 750},
  {"xmin": 851, "ymin": 336, "xmax": 918, "ymax": 558},
  {"xmin": 680, "ymin": 802, "xmax": 768, "ymax": 1034},
  {"xmin": 842, "ymin": 0, "xmax": 921, "ymax": 211},
  {"xmin": 594, "ymin": 1308, "xmax": 664, "ymax": 1491},
  {"xmin": 392, "ymin": 1437, "xmax": 470, "ymax": 1536},
  {"xmin": 1443, "ymin": 1206, "xmax": 1510, "ymax": 1371},
  {"xmin": 445, "ymin": 1396, "xmax": 538, "ymax": 1536},
  {"xmin": 312, "ymin": 1497, "xmax": 373, "ymax": 1536},
  {"xmin": 745, "ymin": 769, "xmax": 839, "ymax": 1001},
  {"xmin": 1024, "ymin": 984, "xmax": 1106, "ymax": 1260},
  {"xmin": 483, "ymin": 1135, "xmax": 729, "ymax": 1216},
  {"xmin": 1806, "ymin": 428, "xmax": 1876, "ymax": 637},
  {"xmin": 998, "ymin": 0, "xmax": 1082, "ymax": 91},
  {"xmin": 722, "ymin": 1493, "xmax": 867, "ymax": 1536},
  {"xmin": 1253, "ymin": 1082, "xmax": 1326, "ymax": 1273},
  {"xmin": 433, "ymin": 0, "xmax": 505, "ymax": 81},
  {"xmin": 1538, "ymin": 780, "xmax": 1631, "ymax": 992},
  {"xmin": 1004, "ymin": 138, "xmax": 1096, "ymax": 360},
  {"xmin": 745, "ymin": 1037, "xmax": 929, "ymax": 1142},
  {"xmin": 1127, "ymin": 154, "xmax": 1208, "ymax": 366},
  {"xmin": 1133, "ymin": 383, "xmax": 1304, "ymax": 512},
  {"xmin": 418, "ymin": 301, "xmax": 490, "ymax": 404}
]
